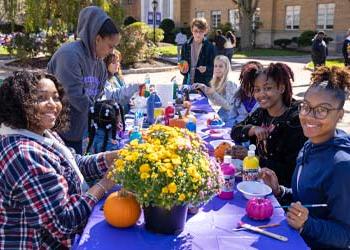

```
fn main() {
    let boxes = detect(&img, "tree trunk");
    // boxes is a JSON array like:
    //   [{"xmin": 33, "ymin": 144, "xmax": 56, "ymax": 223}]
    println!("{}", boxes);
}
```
[{"xmin": 239, "ymin": 13, "xmax": 253, "ymax": 50}]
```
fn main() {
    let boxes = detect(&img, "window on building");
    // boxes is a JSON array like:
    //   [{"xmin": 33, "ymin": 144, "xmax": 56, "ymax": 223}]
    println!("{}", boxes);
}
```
[
  {"xmin": 229, "ymin": 9, "xmax": 239, "ymax": 31},
  {"xmin": 196, "ymin": 11, "xmax": 205, "ymax": 19},
  {"xmin": 317, "ymin": 3, "xmax": 335, "ymax": 30},
  {"xmin": 211, "ymin": 11, "xmax": 221, "ymax": 28},
  {"xmin": 285, "ymin": 6, "xmax": 300, "ymax": 30}
]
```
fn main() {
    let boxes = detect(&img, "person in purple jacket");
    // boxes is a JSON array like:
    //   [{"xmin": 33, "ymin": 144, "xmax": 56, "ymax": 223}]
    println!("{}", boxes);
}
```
[{"xmin": 261, "ymin": 66, "xmax": 350, "ymax": 250}]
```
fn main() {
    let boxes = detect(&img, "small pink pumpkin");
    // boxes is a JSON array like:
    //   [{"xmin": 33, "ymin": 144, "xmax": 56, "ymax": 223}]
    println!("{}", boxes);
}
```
[{"xmin": 246, "ymin": 198, "xmax": 273, "ymax": 220}]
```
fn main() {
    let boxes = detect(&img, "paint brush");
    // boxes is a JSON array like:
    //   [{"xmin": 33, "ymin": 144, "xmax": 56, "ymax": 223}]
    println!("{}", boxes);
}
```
[{"xmin": 274, "ymin": 203, "xmax": 327, "ymax": 209}]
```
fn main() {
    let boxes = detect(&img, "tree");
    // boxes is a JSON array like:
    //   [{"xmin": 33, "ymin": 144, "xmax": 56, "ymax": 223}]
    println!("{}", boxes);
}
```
[
  {"xmin": 3, "ymin": 0, "xmax": 19, "ymax": 32},
  {"xmin": 232, "ymin": 0, "xmax": 259, "ymax": 50}
]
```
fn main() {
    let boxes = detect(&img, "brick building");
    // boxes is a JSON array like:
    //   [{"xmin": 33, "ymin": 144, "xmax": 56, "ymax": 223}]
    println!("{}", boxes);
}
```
[{"xmin": 123, "ymin": 0, "xmax": 350, "ymax": 52}]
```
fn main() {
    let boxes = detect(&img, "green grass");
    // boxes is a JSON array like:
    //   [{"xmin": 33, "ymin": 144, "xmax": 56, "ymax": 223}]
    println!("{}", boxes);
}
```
[
  {"xmin": 156, "ymin": 45, "xmax": 308, "ymax": 58},
  {"xmin": 156, "ymin": 45, "xmax": 177, "ymax": 57},
  {"xmin": 0, "ymin": 46, "xmax": 10, "ymax": 55},
  {"xmin": 306, "ymin": 58, "xmax": 345, "ymax": 69},
  {"xmin": 234, "ymin": 48, "xmax": 308, "ymax": 58}
]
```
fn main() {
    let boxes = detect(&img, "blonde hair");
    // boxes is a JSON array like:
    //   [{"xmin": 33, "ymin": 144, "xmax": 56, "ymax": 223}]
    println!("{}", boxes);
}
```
[{"xmin": 210, "ymin": 55, "xmax": 231, "ymax": 94}]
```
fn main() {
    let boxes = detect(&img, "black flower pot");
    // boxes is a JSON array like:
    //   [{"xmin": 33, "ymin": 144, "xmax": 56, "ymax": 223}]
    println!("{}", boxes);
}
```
[{"xmin": 143, "ymin": 204, "xmax": 188, "ymax": 235}]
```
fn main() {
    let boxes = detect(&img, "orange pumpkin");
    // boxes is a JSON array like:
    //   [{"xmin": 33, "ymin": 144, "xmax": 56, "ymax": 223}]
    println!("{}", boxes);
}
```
[
  {"xmin": 104, "ymin": 190, "xmax": 141, "ymax": 228},
  {"xmin": 178, "ymin": 60, "xmax": 189, "ymax": 74},
  {"xmin": 214, "ymin": 142, "xmax": 232, "ymax": 162}
]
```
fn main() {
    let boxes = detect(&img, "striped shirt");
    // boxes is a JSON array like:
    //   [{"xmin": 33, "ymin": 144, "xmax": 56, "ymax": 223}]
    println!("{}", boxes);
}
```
[{"xmin": 0, "ymin": 132, "xmax": 108, "ymax": 249}]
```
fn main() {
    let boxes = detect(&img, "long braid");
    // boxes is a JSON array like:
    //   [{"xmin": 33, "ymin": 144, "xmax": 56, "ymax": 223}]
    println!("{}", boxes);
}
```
[
  {"xmin": 237, "ymin": 61, "xmax": 264, "ymax": 102},
  {"xmin": 265, "ymin": 63, "xmax": 294, "ymax": 106}
]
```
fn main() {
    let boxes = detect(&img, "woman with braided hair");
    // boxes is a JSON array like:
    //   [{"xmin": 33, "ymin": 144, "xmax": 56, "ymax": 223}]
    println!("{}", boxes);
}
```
[
  {"xmin": 261, "ymin": 66, "xmax": 350, "ymax": 250},
  {"xmin": 231, "ymin": 63, "xmax": 307, "ymax": 188}
]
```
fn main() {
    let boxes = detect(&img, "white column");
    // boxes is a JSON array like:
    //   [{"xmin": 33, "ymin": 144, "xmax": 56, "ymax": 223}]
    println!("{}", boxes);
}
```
[
  {"xmin": 169, "ymin": 0, "xmax": 173, "ymax": 20},
  {"xmin": 141, "ymin": 0, "xmax": 145, "ymax": 23}
]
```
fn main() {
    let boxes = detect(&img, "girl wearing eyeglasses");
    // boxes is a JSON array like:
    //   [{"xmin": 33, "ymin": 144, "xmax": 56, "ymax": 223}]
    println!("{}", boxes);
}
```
[
  {"xmin": 231, "ymin": 63, "xmax": 307, "ymax": 188},
  {"xmin": 261, "ymin": 66, "xmax": 350, "ymax": 249}
]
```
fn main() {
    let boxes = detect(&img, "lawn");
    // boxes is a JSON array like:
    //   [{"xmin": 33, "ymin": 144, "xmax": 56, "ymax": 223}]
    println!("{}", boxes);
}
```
[
  {"xmin": 156, "ymin": 45, "xmax": 308, "ymax": 58},
  {"xmin": 306, "ymin": 58, "xmax": 345, "ymax": 69},
  {"xmin": 0, "ymin": 46, "xmax": 10, "ymax": 55},
  {"xmin": 156, "ymin": 45, "xmax": 177, "ymax": 57},
  {"xmin": 234, "ymin": 48, "xmax": 308, "ymax": 58}
]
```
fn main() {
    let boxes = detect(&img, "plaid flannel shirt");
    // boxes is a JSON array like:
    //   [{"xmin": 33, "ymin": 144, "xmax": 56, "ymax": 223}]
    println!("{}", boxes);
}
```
[{"xmin": 0, "ymin": 133, "xmax": 108, "ymax": 249}]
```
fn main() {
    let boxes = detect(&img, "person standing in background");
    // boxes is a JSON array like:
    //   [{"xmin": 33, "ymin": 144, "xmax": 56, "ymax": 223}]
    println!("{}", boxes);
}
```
[
  {"xmin": 180, "ymin": 18, "xmax": 215, "ymax": 86},
  {"xmin": 214, "ymin": 30, "xmax": 227, "ymax": 56},
  {"xmin": 311, "ymin": 31, "xmax": 327, "ymax": 70},
  {"xmin": 224, "ymin": 31, "xmax": 236, "ymax": 63},
  {"xmin": 48, "ymin": 6, "xmax": 120, "ymax": 154},
  {"xmin": 342, "ymin": 28, "xmax": 350, "ymax": 66},
  {"xmin": 175, "ymin": 29, "xmax": 187, "ymax": 62}
]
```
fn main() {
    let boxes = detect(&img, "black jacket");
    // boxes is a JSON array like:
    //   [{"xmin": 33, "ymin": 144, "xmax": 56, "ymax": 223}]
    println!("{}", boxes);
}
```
[
  {"xmin": 311, "ymin": 38, "xmax": 327, "ymax": 65},
  {"xmin": 180, "ymin": 37, "xmax": 215, "ymax": 86},
  {"xmin": 231, "ymin": 101, "xmax": 307, "ymax": 187},
  {"xmin": 342, "ymin": 37, "xmax": 350, "ymax": 59}
]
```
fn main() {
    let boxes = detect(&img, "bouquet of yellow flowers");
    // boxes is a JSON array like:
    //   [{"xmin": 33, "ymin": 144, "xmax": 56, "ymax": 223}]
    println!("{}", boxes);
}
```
[{"xmin": 109, "ymin": 124, "xmax": 223, "ymax": 210}]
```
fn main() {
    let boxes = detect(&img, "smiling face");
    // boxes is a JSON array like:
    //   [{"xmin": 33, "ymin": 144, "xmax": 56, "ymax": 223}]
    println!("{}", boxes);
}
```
[
  {"xmin": 95, "ymin": 33, "xmax": 120, "ymax": 59},
  {"xmin": 107, "ymin": 55, "xmax": 120, "ymax": 75},
  {"xmin": 253, "ymin": 74, "xmax": 285, "ymax": 111},
  {"xmin": 299, "ymin": 88, "xmax": 343, "ymax": 144},
  {"xmin": 29, "ymin": 78, "xmax": 63, "ymax": 134},
  {"xmin": 213, "ymin": 59, "xmax": 226, "ymax": 79}
]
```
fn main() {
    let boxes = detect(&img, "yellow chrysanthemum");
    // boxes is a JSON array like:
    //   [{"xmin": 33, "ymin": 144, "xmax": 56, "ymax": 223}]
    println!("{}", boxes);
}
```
[
  {"xmin": 147, "ymin": 153, "xmax": 158, "ymax": 162},
  {"xmin": 178, "ymin": 171, "xmax": 184, "ymax": 177},
  {"xmin": 161, "ymin": 187, "xmax": 169, "ymax": 193},
  {"xmin": 114, "ymin": 159, "xmax": 125, "ymax": 172},
  {"xmin": 171, "ymin": 157, "xmax": 182, "ymax": 166},
  {"xmin": 166, "ymin": 169, "xmax": 174, "ymax": 177},
  {"xmin": 130, "ymin": 139, "xmax": 139, "ymax": 146},
  {"xmin": 140, "ymin": 172, "xmax": 150, "ymax": 179},
  {"xmin": 139, "ymin": 163, "xmax": 151, "ymax": 173},
  {"xmin": 151, "ymin": 172, "xmax": 158, "ymax": 178},
  {"xmin": 168, "ymin": 182, "xmax": 177, "ymax": 193},
  {"xmin": 178, "ymin": 193, "xmax": 186, "ymax": 201}
]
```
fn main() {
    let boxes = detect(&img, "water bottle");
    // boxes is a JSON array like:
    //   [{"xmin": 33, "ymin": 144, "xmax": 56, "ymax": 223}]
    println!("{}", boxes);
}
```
[
  {"xmin": 147, "ymin": 94, "xmax": 155, "ymax": 125},
  {"xmin": 129, "ymin": 126, "xmax": 142, "ymax": 142},
  {"xmin": 164, "ymin": 102, "xmax": 175, "ymax": 125},
  {"xmin": 172, "ymin": 78, "xmax": 178, "ymax": 100},
  {"xmin": 242, "ymin": 144, "xmax": 260, "ymax": 181},
  {"xmin": 144, "ymin": 73, "xmax": 151, "ymax": 97},
  {"xmin": 186, "ymin": 116, "xmax": 196, "ymax": 132},
  {"xmin": 218, "ymin": 155, "xmax": 236, "ymax": 200}
]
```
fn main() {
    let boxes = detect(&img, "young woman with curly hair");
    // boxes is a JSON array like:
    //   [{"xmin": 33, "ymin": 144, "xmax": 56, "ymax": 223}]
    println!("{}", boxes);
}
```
[
  {"xmin": 261, "ymin": 66, "xmax": 350, "ymax": 250},
  {"xmin": 0, "ymin": 71, "xmax": 118, "ymax": 249},
  {"xmin": 231, "ymin": 63, "xmax": 307, "ymax": 188}
]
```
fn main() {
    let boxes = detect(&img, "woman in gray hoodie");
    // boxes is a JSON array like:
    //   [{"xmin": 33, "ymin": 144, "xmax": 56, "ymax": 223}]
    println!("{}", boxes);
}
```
[{"xmin": 48, "ymin": 6, "xmax": 120, "ymax": 154}]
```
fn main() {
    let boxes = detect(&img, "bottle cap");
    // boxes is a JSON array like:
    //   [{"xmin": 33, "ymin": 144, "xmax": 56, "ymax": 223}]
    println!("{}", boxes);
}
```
[
  {"xmin": 167, "ymin": 101, "xmax": 173, "ymax": 106},
  {"xmin": 223, "ymin": 155, "xmax": 232, "ymax": 163},
  {"xmin": 247, "ymin": 144, "xmax": 256, "ymax": 157}
]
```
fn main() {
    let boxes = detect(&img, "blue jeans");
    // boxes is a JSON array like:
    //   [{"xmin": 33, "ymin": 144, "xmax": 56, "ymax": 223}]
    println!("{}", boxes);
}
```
[{"xmin": 88, "ymin": 129, "xmax": 121, "ymax": 154}]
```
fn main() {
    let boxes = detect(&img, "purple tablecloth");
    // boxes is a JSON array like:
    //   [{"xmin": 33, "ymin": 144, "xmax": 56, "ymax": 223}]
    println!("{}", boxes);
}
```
[{"xmin": 74, "ymin": 97, "xmax": 308, "ymax": 250}]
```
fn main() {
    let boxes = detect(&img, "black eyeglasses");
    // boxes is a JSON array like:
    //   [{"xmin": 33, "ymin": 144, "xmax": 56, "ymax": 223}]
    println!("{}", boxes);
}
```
[{"xmin": 298, "ymin": 101, "xmax": 342, "ymax": 120}]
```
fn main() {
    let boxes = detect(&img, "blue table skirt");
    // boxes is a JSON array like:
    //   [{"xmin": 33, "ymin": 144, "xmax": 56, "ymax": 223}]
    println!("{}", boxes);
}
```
[{"xmin": 74, "ymin": 97, "xmax": 308, "ymax": 250}]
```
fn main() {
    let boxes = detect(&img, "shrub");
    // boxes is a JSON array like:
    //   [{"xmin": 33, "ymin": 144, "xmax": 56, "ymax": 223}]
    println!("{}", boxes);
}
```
[
  {"xmin": 124, "ymin": 16, "xmax": 138, "ymax": 26},
  {"xmin": 43, "ymin": 29, "xmax": 68, "ymax": 56},
  {"xmin": 118, "ymin": 22, "xmax": 159, "ymax": 65},
  {"xmin": 298, "ymin": 30, "xmax": 316, "ymax": 47},
  {"xmin": 0, "ymin": 23, "xmax": 25, "ymax": 34},
  {"xmin": 273, "ymin": 39, "xmax": 292, "ymax": 49},
  {"xmin": 146, "ymin": 28, "xmax": 164, "ymax": 43},
  {"xmin": 6, "ymin": 33, "xmax": 40, "ymax": 59},
  {"xmin": 160, "ymin": 18, "xmax": 175, "ymax": 44},
  {"xmin": 291, "ymin": 36, "xmax": 299, "ymax": 44},
  {"xmin": 159, "ymin": 18, "xmax": 175, "ymax": 34}
]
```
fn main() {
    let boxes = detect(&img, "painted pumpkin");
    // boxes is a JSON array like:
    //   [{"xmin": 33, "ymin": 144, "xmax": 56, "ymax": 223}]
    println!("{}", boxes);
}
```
[
  {"xmin": 178, "ymin": 60, "xmax": 189, "ymax": 74},
  {"xmin": 246, "ymin": 198, "xmax": 273, "ymax": 220},
  {"xmin": 104, "ymin": 190, "xmax": 141, "ymax": 228},
  {"xmin": 214, "ymin": 142, "xmax": 232, "ymax": 162}
]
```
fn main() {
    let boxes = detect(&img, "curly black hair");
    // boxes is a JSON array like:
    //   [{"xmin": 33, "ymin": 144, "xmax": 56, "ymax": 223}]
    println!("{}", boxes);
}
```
[
  {"xmin": 308, "ymin": 66, "xmax": 350, "ymax": 108},
  {"xmin": 0, "ymin": 71, "xmax": 70, "ymax": 132}
]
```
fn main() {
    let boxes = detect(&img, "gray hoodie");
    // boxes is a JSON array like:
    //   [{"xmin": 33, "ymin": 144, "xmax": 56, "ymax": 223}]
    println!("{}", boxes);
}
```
[{"xmin": 48, "ymin": 6, "xmax": 110, "ymax": 141}]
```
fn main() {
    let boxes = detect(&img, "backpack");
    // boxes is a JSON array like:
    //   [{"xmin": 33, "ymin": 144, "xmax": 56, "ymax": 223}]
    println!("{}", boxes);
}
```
[{"xmin": 86, "ymin": 100, "xmax": 125, "ymax": 153}]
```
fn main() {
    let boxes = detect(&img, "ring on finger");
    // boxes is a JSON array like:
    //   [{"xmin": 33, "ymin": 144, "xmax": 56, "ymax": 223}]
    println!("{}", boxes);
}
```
[{"xmin": 298, "ymin": 212, "xmax": 302, "ymax": 217}]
